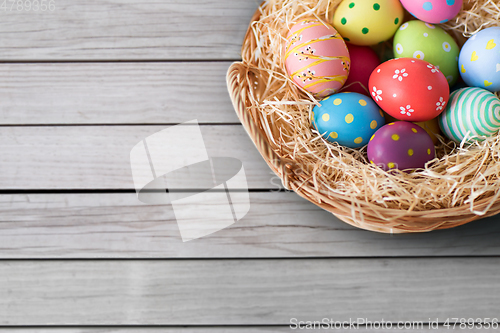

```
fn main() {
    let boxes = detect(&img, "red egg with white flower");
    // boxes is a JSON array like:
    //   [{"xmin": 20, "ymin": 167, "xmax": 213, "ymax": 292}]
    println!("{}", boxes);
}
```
[{"xmin": 368, "ymin": 58, "xmax": 450, "ymax": 122}]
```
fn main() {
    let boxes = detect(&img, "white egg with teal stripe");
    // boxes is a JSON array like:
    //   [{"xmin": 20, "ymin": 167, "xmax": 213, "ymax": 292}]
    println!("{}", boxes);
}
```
[
  {"xmin": 312, "ymin": 92, "xmax": 385, "ymax": 148},
  {"xmin": 438, "ymin": 87, "xmax": 500, "ymax": 143}
]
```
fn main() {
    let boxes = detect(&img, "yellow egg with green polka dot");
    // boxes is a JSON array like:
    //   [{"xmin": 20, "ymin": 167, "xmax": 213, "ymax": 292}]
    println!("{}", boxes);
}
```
[
  {"xmin": 312, "ymin": 92, "xmax": 385, "ymax": 148},
  {"xmin": 393, "ymin": 20, "xmax": 459, "ymax": 86},
  {"xmin": 333, "ymin": 0, "xmax": 404, "ymax": 46}
]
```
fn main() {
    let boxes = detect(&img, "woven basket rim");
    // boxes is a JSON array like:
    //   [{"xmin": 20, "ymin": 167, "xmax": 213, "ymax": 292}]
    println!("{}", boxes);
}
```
[{"xmin": 226, "ymin": 0, "xmax": 500, "ymax": 233}]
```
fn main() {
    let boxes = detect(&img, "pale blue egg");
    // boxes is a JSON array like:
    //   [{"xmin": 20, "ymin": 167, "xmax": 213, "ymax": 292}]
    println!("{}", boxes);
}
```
[
  {"xmin": 459, "ymin": 27, "xmax": 500, "ymax": 92},
  {"xmin": 312, "ymin": 92, "xmax": 385, "ymax": 148}
]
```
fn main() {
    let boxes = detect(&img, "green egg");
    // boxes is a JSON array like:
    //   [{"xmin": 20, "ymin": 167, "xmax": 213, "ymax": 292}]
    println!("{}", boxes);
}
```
[{"xmin": 393, "ymin": 20, "xmax": 459, "ymax": 86}]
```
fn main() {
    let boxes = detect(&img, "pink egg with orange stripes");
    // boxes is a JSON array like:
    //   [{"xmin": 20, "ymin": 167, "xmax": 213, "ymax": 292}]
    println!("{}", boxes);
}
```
[{"xmin": 285, "ymin": 19, "xmax": 350, "ymax": 98}]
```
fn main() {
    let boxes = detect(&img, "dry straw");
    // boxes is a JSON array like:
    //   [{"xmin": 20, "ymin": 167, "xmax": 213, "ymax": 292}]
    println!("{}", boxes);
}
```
[{"xmin": 227, "ymin": 0, "xmax": 500, "ymax": 233}]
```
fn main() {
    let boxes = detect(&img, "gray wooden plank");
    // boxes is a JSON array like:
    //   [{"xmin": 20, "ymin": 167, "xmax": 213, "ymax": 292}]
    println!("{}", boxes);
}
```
[
  {"xmin": 0, "ymin": 125, "xmax": 275, "ymax": 189},
  {"xmin": 0, "ymin": 62, "xmax": 238, "ymax": 124},
  {"xmin": 0, "ymin": 259, "xmax": 498, "ymax": 325},
  {"xmin": 0, "ymin": 327, "xmax": 480, "ymax": 332},
  {"xmin": 0, "ymin": 192, "xmax": 499, "ymax": 258},
  {"xmin": 0, "ymin": 0, "xmax": 258, "ymax": 61}
]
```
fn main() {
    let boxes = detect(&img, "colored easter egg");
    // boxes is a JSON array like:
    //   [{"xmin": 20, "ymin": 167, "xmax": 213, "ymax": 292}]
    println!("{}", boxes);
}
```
[
  {"xmin": 333, "ymin": 0, "xmax": 404, "ymax": 46},
  {"xmin": 343, "ymin": 43, "xmax": 381, "ymax": 95},
  {"xmin": 368, "ymin": 121, "xmax": 436, "ymax": 171},
  {"xmin": 385, "ymin": 113, "xmax": 442, "ymax": 144},
  {"xmin": 312, "ymin": 92, "xmax": 385, "ymax": 148},
  {"xmin": 414, "ymin": 118, "xmax": 442, "ymax": 144},
  {"xmin": 369, "ymin": 58, "xmax": 450, "ymax": 122},
  {"xmin": 438, "ymin": 87, "xmax": 500, "ymax": 143},
  {"xmin": 399, "ymin": 0, "xmax": 463, "ymax": 24},
  {"xmin": 394, "ymin": 20, "xmax": 460, "ymax": 86},
  {"xmin": 459, "ymin": 27, "xmax": 500, "ymax": 92},
  {"xmin": 285, "ymin": 19, "xmax": 350, "ymax": 98}
]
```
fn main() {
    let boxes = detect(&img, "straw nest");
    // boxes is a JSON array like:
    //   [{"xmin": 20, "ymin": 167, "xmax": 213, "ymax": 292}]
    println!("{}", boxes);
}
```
[{"xmin": 227, "ymin": 0, "xmax": 500, "ymax": 233}]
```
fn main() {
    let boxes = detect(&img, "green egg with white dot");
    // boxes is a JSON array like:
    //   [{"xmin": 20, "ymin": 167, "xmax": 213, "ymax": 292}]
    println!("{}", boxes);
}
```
[
  {"xmin": 313, "ymin": 92, "xmax": 386, "ymax": 148},
  {"xmin": 393, "ymin": 20, "xmax": 459, "ymax": 86}
]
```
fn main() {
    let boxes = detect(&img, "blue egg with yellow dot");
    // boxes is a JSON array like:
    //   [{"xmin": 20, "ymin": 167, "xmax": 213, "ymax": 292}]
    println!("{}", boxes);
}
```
[{"xmin": 312, "ymin": 92, "xmax": 386, "ymax": 148}]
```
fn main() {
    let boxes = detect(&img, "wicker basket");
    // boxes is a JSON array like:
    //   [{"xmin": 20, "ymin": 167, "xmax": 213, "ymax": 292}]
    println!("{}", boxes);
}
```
[{"xmin": 227, "ymin": 0, "xmax": 500, "ymax": 233}]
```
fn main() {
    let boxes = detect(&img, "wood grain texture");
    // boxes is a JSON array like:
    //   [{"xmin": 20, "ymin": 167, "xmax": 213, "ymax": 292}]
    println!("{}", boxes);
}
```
[
  {"xmin": 0, "ymin": 259, "xmax": 499, "ymax": 325},
  {"xmin": 0, "ymin": 63, "xmax": 238, "ymax": 124},
  {"xmin": 0, "ymin": 0, "xmax": 258, "ymax": 61},
  {"xmin": 0, "ymin": 125, "xmax": 276, "ymax": 189},
  {"xmin": 0, "ymin": 328, "xmax": 474, "ymax": 332},
  {"xmin": 0, "ymin": 192, "xmax": 499, "ymax": 258},
  {"xmin": 0, "ymin": 0, "xmax": 497, "ymax": 329}
]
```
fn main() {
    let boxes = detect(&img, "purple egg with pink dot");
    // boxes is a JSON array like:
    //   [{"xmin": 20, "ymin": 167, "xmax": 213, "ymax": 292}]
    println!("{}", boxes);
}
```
[{"xmin": 367, "ymin": 121, "xmax": 436, "ymax": 171}]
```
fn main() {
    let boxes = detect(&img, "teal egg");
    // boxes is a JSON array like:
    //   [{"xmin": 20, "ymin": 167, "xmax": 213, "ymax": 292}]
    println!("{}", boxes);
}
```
[
  {"xmin": 313, "ymin": 92, "xmax": 385, "ymax": 148},
  {"xmin": 439, "ymin": 87, "xmax": 500, "ymax": 143}
]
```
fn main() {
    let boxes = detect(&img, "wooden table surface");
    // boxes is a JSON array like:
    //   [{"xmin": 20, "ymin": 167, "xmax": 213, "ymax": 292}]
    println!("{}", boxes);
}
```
[{"xmin": 0, "ymin": 0, "xmax": 499, "ymax": 331}]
